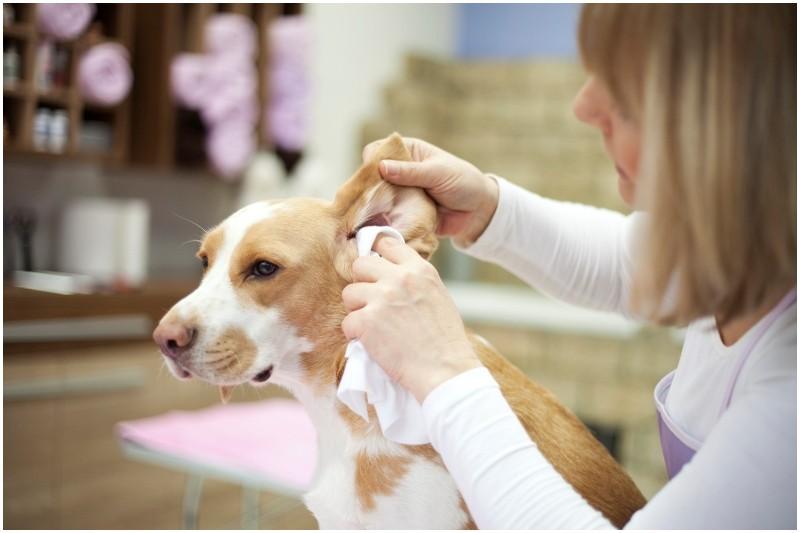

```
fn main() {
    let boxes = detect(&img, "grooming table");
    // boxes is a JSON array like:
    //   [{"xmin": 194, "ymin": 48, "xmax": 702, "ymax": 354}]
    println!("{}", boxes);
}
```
[{"xmin": 116, "ymin": 398, "xmax": 317, "ymax": 529}]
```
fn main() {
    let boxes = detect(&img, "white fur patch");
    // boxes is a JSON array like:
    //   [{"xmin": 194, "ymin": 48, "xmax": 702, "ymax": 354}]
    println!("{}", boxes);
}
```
[{"xmin": 170, "ymin": 201, "xmax": 314, "ymax": 384}]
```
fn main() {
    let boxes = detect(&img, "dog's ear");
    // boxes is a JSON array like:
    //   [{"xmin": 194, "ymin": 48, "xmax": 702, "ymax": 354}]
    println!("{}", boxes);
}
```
[{"xmin": 332, "ymin": 133, "xmax": 439, "ymax": 261}]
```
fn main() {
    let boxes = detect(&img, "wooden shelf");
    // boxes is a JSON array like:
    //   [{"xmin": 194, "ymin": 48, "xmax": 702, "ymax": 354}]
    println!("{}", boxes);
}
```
[
  {"xmin": 3, "ymin": 4, "xmax": 133, "ymax": 163},
  {"xmin": 3, "ymin": 84, "xmax": 29, "ymax": 98},
  {"xmin": 2, "ymin": 146, "xmax": 114, "ymax": 163},
  {"xmin": 36, "ymin": 89, "xmax": 74, "ymax": 106},
  {"xmin": 3, "ymin": 23, "xmax": 34, "ymax": 38}
]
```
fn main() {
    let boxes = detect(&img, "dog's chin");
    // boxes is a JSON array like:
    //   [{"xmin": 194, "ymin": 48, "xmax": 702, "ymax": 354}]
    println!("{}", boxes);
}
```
[{"xmin": 164, "ymin": 356, "xmax": 276, "ymax": 388}]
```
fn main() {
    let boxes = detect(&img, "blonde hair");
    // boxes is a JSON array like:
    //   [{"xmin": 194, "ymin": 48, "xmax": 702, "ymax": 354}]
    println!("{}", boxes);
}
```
[{"xmin": 579, "ymin": 4, "xmax": 796, "ymax": 325}]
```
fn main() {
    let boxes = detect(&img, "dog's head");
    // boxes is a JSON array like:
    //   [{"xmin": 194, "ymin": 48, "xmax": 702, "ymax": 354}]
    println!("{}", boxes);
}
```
[{"xmin": 153, "ymin": 134, "xmax": 437, "ymax": 398}]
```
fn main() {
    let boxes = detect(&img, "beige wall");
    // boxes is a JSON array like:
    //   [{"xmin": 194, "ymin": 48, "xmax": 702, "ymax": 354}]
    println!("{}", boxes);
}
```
[{"xmin": 305, "ymin": 4, "xmax": 456, "ymax": 200}]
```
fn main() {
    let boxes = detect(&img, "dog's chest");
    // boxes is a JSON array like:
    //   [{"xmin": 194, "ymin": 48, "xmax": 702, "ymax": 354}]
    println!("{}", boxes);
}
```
[{"xmin": 300, "ymin": 401, "xmax": 469, "ymax": 529}]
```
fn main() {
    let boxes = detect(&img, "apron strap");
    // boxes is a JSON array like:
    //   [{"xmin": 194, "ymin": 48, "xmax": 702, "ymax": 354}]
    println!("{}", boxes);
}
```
[{"xmin": 719, "ymin": 288, "xmax": 796, "ymax": 415}]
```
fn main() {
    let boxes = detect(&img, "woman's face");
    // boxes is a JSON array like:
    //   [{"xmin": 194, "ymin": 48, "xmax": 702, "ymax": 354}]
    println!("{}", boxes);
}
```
[{"xmin": 573, "ymin": 76, "xmax": 641, "ymax": 207}]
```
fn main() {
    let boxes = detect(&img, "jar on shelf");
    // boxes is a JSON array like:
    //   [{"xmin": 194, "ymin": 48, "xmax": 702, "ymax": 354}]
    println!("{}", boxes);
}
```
[
  {"xmin": 33, "ymin": 108, "xmax": 52, "ymax": 151},
  {"xmin": 3, "ymin": 44, "xmax": 20, "ymax": 85},
  {"xmin": 48, "ymin": 110, "xmax": 68, "ymax": 153}
]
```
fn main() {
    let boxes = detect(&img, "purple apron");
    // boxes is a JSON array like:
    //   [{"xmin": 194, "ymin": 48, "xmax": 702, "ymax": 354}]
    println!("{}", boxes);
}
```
[{"xmin": 654, "ymin": 288, "xmax": 797, "ymax": 479}]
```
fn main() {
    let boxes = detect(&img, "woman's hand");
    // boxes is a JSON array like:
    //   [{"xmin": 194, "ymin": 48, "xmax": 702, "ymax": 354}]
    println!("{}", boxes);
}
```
[
  {"xmin": 362, "ymin": 137, "xmax": 500, "ymax": 247},
  {"xmin": 341, "ymin": 235, "xmax": 483, "ymax": 403}
]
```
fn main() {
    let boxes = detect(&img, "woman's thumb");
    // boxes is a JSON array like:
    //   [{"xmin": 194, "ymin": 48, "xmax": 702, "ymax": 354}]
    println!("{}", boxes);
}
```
[{"xmin": 379, "ymin": 160, "xmax": 434, "ymax": 188}]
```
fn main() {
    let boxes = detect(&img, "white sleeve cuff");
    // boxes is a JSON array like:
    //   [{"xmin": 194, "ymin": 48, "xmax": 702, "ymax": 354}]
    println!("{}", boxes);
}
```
[
  {"xmin": 422, "ymin": 366, "xmax": 498, "ymax": 417},
  {"xmin": 453, "ymin": 175, "xmax": 518, "ymax": 259}
]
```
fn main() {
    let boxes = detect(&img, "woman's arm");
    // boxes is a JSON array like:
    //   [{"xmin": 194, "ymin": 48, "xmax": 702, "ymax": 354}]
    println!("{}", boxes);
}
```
[
  {"xmin": 423, "ymin": 366, "xmax": 796, "ymax": 529},
  {"xmin": 423, "ymin": 367, "xmax": 614, "ymax": 529},
  {"xmin": 456, "ymin": 177, "xmax": 642, "ymax": 317}
]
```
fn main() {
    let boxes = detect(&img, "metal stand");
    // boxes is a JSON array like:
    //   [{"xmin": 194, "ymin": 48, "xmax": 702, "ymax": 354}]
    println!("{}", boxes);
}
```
[
  {"xmin": 182, "ymin": 475, "xmax": 204, "ymax": 529},
  {"xmin": 241, "ymin": 487, "xmax": 260, "ymax": 529}
]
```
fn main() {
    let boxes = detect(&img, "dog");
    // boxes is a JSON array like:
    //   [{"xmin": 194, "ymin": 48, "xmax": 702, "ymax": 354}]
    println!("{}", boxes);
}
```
[{"xmin": 153, "ymin": 133, "xmax": 646, "ymax": 529}]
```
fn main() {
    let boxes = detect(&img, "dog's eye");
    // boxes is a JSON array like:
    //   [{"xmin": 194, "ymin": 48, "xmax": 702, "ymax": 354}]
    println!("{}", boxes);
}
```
[
  {"xmin": 200, "ymin": 255, "xmax": 209, "ymax": 270},
  {"xmin": 252, "ymin": 260, "xmax": 279, "ymax": 278}
]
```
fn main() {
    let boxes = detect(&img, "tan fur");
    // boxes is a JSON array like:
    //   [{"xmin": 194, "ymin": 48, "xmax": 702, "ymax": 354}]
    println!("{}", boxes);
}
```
[
  {"xmin": 197, "ymin": 226, "xmax": 224, "ymax": 267},
  {"xmin": 470, "ymin": 335, "xmax": 646, "ymax": 527},
  {"xmin": 459, "ymin": 498, "xmax": 477, "ymax": 530},
  {"xmin": 355, "ymin": 452, "xmax": 413, "ymax": 511},
  {"xmin": 208, "ymin": 326, "xmax": 257, "ymax": 378}
]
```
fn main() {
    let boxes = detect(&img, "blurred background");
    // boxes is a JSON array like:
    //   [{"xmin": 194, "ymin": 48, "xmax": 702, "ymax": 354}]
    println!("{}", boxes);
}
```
[{"xmin": 4, "ymin": 4, "xmax": 680, "ymax": 529}]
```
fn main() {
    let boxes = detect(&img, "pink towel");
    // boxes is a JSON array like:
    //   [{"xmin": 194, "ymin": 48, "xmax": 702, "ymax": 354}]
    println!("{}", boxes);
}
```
[
  {"xmin": 267, "ymin": 16, "xmax": 311, "ymax": 151},
  {"xmin": 78, "ymin": 42, "xmax": 132, "ymax": 106},
  {"xmin": 204, "ymin": 14, "xmax": 257, "ymax": 58},
  {"xmin": 207, "ymin": 119, "xmax": 256, "ymax": 180},
  {"xmin": 199, "ymin": 57, "xmax": 258, "ymax": 126},
  {"xmin": 116, "ymin": 398, "xmax": 317, "ymax": 491},
  {"xmin": 172, "ymin": 54, "xmax": 257, "ymax": 126},
  {"xmin": 171, "ymin": 54, "xmax": 214, "ymax": 108},
  {"xmin": 169, "ymin": 13, "xmax": 260, "ymax": 179},
  {"xmin": 37, "ymin": 3, "xmax": 95, "ymax": 40}
]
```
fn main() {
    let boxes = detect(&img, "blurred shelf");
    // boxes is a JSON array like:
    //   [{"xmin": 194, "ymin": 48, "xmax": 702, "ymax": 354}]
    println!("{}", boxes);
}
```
[
  {"xmin": 2, "ymin": 4, "xmax": 132, "ymax": 164},
  {"xmin": 446, "ymin": 281, "xmax": 644, "ymax": 339},
  {"xmin": 3, "ymin": 83, "xmax": 29, "ymax": 98},
  {"xmin": 4, "ymin": 279, "xmax": 199, "ymax": 323},
  {"xmin": 36, "ymin": 88, "xmax": 74, "ymax": 106},
  {"xmin": 3, "ymin": 23, "xmax": 34, "ymax": 38},
  {"xmin": 3, "ymin": 147, "xmax": 112, "ymax": 163}
]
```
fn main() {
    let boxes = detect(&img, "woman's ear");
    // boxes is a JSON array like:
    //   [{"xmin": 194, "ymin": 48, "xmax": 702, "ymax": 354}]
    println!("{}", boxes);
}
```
[{"xmin": 332, "ymin": 133, "xmax": 439, "ymax": 261}]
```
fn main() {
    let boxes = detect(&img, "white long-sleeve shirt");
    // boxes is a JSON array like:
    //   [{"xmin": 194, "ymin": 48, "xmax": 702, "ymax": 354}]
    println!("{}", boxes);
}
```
[{"xmin": 421, "ymin": 176, "xmax": 797, "ymax": 529}]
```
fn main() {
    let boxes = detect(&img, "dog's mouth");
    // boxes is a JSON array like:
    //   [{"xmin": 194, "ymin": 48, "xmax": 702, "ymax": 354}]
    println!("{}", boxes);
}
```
[
  {"xmin": 163, "ymin": 356, "xmax": 193, "ymax": 381},
  {"xmin": 252, "ymin": 365, "xmax": 274, "ymax": 383}
]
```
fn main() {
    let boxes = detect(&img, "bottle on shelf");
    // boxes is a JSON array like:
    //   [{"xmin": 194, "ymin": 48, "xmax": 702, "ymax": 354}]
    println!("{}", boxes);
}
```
[
  {"xmin": 48, "ymin": 110, "xmax": 68, "ymax": 153},
  {"xmin": 36, "ymin": 41, "xmax": 54, "ymax": 92},
  {"xmin": 3, "ymin": 43, "xmax": 19, "ymax": 85},
  {"xmin": 33, "ymin": 108, "xmax": 52, "ymax": 151},
  {"xmin": 53, "ymin": 48, "xmax": 69, "ymax": 87},
  {"xmin": 3, "ymin": 5, "xmax": 14, "ymax": 25}
]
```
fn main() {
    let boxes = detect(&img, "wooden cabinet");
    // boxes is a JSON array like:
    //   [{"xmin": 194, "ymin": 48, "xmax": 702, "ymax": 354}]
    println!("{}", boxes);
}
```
[
  {"xmin": 4, "ymin": 4, "xmax": 300, "ymax": 171},
  {"xmin": 3, "ymin": 4, "xmax": 133, "ymax": 164}
]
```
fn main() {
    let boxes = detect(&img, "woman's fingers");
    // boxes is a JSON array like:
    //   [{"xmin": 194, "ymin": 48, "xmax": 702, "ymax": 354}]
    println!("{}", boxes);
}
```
[
  {"xmin": 341, "ymin": 308, "xmax": 365, "ymax": 340},
  {"xmin": 373, "ymin": 236, "xmax": 420, "ymax": 264},
  {"xmin": 341, "ymin": 282, "xmax": 373, "ymax": 312},
  {"xmin": 351, "ymin": 255, "xmax": 395, "ymax": 282}
]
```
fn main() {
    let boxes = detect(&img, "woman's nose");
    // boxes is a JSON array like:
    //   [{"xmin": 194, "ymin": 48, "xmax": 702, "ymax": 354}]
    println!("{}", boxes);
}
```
[{"xmin": 573, "ymin": 78, "xmax": 611, "ymax": 134}]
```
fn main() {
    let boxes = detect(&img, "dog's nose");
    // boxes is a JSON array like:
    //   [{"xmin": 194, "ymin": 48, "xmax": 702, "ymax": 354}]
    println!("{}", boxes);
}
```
[{"xmin": 153, "ymin": 321, "xmax": 196, "ymax": 359}]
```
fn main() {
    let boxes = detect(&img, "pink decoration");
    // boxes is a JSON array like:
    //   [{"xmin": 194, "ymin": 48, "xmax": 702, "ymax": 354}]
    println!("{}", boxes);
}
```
[
  {"xmin": 267, "ymin": 16, "xmax": 311, "ymax": 151},
  {"xmin": 204, "ymin": 13, "xmax": 257, "ymax": 58},
  {"xmin": 116, "ymin": 399, "xmax": 318, "ymax": 491},
  {"xmin": 207, "ymin": 120, "xmax": 257, "ymax": 180},
  {"xmin": 170, "ymin": 54, "xmax": 215, "ymax": 108},
  {"xmin": 78, "ymin": 42, "xmax": 132, "ymax": 106},
  {"xmin": 198, "ymin": 57, "xmax": 258, "ymax": 126},
  {"xmin": 170, "ymin": 14, "xmax": 260, "ymax": 180},
  {"xmin": 37, "ymin": 3, "xmax": 95, "ymax": 41}
]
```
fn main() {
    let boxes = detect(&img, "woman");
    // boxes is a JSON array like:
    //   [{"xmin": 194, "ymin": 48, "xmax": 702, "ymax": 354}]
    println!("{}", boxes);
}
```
[{"xmin": 341, "ymin": 4, "xmax": 795, "ymax": 529}]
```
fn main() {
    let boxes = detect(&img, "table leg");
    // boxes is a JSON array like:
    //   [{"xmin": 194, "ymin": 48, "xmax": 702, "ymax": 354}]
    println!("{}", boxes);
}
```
[{"xmin": 183, "ymin": 474, "xmax": 204, "ymax": 529}]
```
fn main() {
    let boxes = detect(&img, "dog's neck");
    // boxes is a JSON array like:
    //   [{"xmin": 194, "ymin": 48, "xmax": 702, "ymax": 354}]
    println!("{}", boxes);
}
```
[{"xmin": 269, "ymin": 291, "xmax": 381, "ymax": 437}]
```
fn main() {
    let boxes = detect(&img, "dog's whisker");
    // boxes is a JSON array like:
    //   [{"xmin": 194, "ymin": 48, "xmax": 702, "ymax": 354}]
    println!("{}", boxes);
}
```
[
  {"xmin": 205, "ymin": 355, "xmax": 233, "ymax": 366},
  {"xmin": 172, "ymin": 212, "xmax": 209, "ymax": 234},
  {"xmin": 157, "ymin": 359, "xmax": 168, "ymax": 378}
]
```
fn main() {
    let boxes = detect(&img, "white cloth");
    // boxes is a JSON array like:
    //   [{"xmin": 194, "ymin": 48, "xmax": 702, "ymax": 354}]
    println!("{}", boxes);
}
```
[
  {"xmin": 422, "ymin": 176, "xmax": 796, "ymax": 529},
  {"xmin": 337, "ymin": 226, "xmax": 430, "ymax": 445}
]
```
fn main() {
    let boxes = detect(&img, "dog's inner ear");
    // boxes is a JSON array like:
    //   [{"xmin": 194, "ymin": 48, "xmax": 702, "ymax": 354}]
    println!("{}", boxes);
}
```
[{"xmin": 333, "ymin": 133, "xmax": 439, "ymax": 263}]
